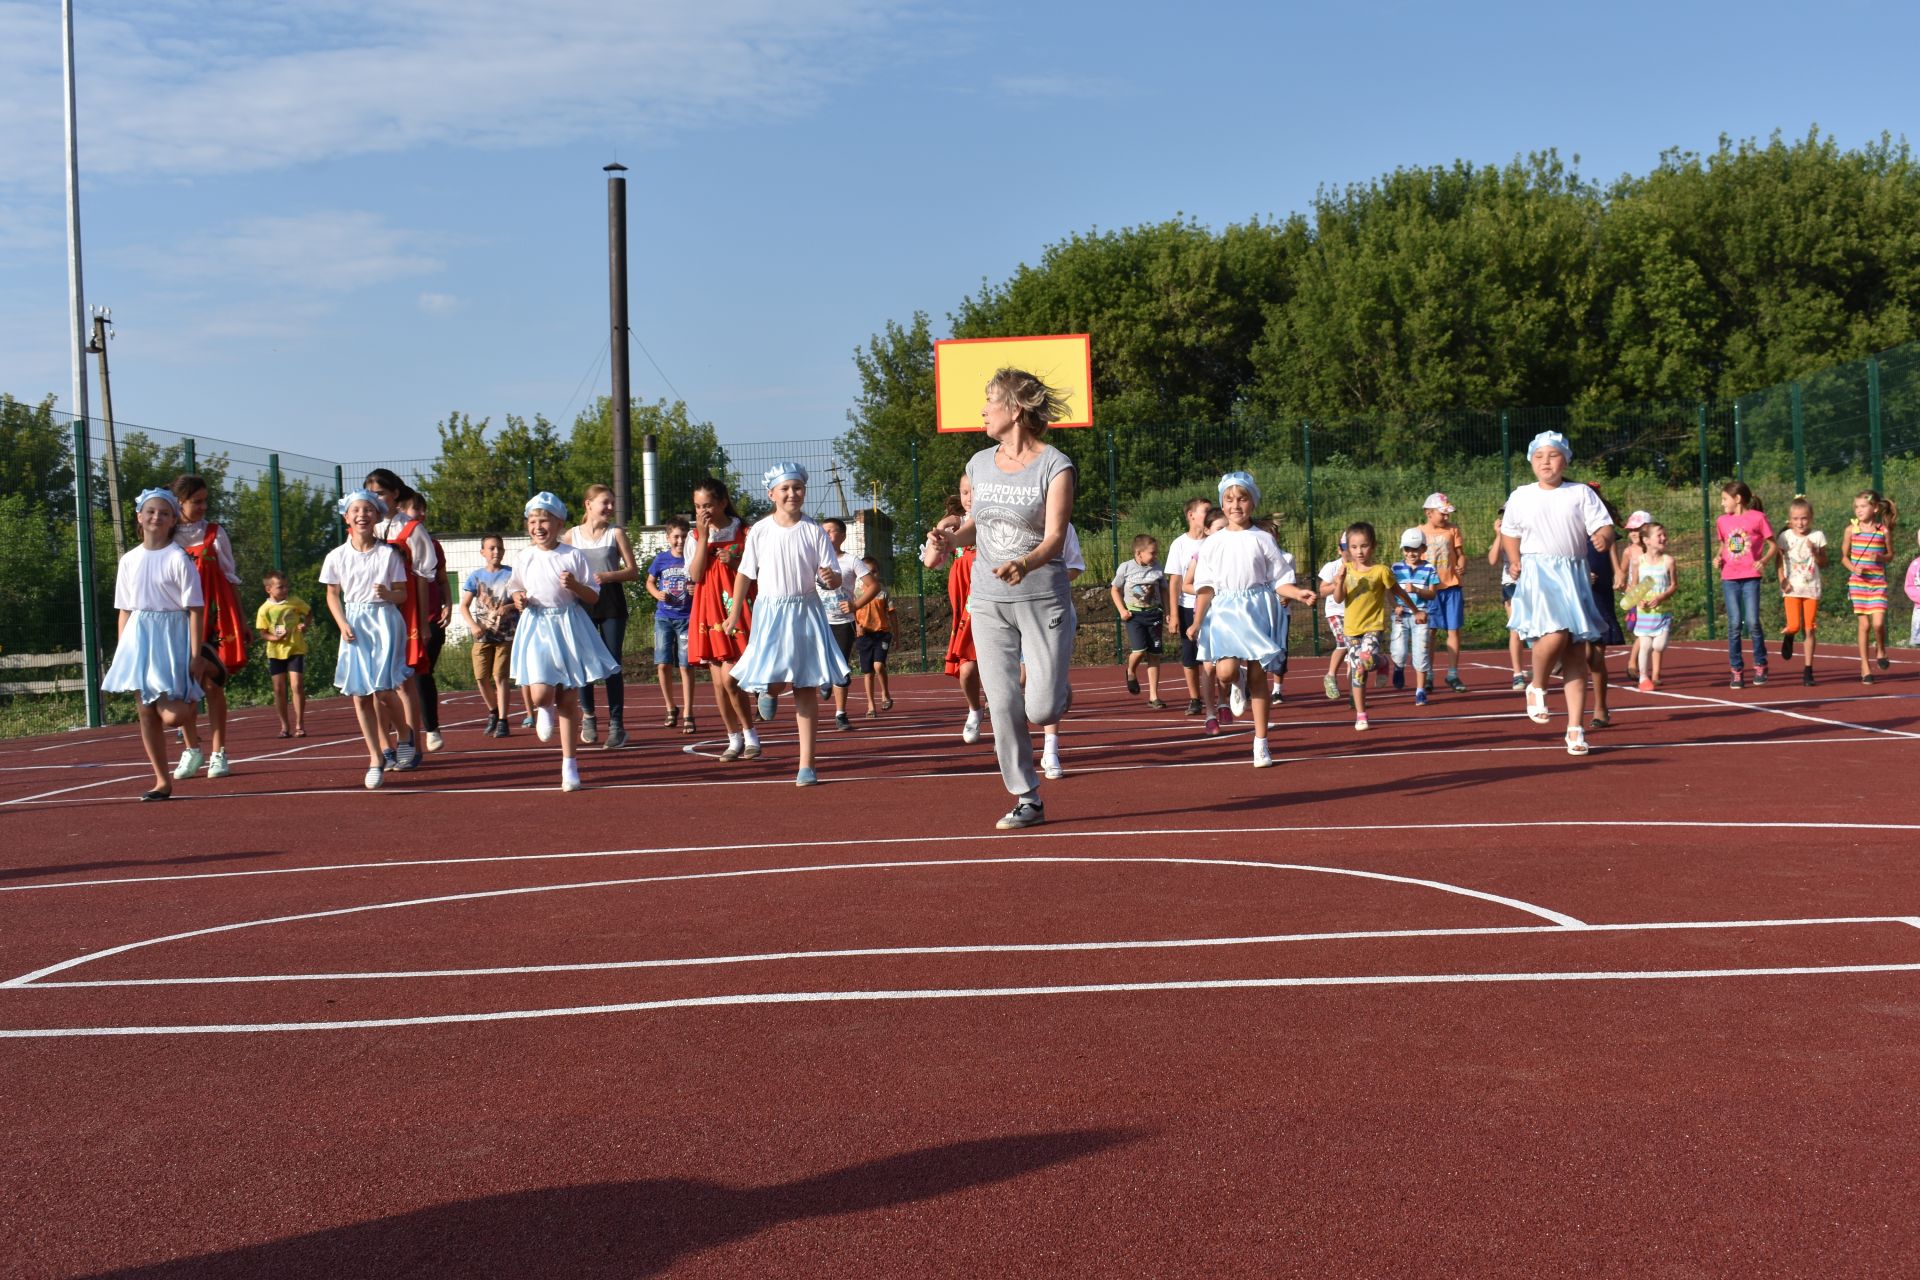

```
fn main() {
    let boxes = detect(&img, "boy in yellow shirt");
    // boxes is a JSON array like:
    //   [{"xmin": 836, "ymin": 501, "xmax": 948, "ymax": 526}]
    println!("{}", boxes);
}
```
[{"xmin": 255, "ymin": 569, "xmax": 312, "ymax": 737}]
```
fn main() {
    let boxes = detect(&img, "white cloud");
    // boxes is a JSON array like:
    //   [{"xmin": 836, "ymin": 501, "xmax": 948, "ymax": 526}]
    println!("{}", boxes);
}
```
[
  {"xmin": 124, "ymin": 211, "xmax": 442, "ymax": 293},
  {"xmin": 0, "ymin": 0, "xmax": 914, "ymax": 184},
  {"xmin": 417, "ymin": 291, "xmax": 458, "ymax": 315}
]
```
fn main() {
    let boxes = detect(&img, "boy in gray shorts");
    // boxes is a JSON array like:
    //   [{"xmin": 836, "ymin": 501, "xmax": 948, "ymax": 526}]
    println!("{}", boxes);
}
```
[{"xmin": 1110, "ymin": 533, "xmax": 1168, "ymax": 707}]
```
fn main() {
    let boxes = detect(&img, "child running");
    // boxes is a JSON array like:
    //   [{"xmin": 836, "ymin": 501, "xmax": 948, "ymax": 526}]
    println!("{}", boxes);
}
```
[
  {"xmin": 1776, "ymin": 496, "xmax": 1828, "ymax": 686},
  {"xmin": 171, "ymin": 473, "xmax": 250, "ymax": 780},
  {"xmin": 852, "ymin": 557, "xmax": 895, "ymax": 716},
  {"xmin": 646, "ymin": 516, "xmax": 696, "ymax": 734},
  {"xmin": 102, "ymin": 488, "xmax": 213, "ymax": 800},
  {"xmin": 1319, "ymin": 539, "xmax": 1350, "ymax": 701},
  {"xmin": 1330, "ymin": 523, "xmax": 1416, "ymax": 731},
  {"xmin": 460, "ymin": 534, "xmax": 519, "ymax": 737},
  {"xmin": 1417, "ymin": 493, "xmax": 1468, "ymax": 691},
  {"xmin": 1111, "ymin": 533, "xmax": 1168, "ymax": 708},
  {"xmin": 686, "ymin": 475, "xmax": 759, "ymax": 760},
  {"xmin": 726, "ymin": 463, "xmax": 850, "ymax": 786},
  {"xmin": 817, "ymin": 516, "xmax": 865, "ymax": 733},
  {"xmin": 1488, "ymin": 509, "xmax": 1526, "ymax": 689},
  {"xmin": 508, "ymin": 492, "xmax": 621, "ymax": 790},
  {"xmin": 1390, "ymin": 529, "xmax": 1438, "ymax": 706},
  {"xmin": 1619, "ymin": 511, "xmax": 1651, "ymax": 679},
  {"xmin": 1631, "ymin": 522, "xmax": 1678, "ymax": 691},
  {"xmin": 1846, "ymin": 489, "xmax": 1894, "ymax": 683},
  {"xmin": 1499, "ymin": 431, "xmax": 1614, "ymax": 755},
  {"xmin": 923, "ymin": 482, "xmax": 987, "ymax": 744},
  {"xmin": 1165, "ymin": 498, "xmax": 1216, "ymax": 720},
  {"xmin": 255, "ymin": 569, "xmax": 311, "ymax": 737},
  {"xmin": 1189, "ymin": 472, "xmax": 1289, "ymax": 767},
  {"xmin": 319, "ymin": 490, "xmax": 415, "ymax": 790},
  {"xmin": 1906, "ymin": 530, "xmax": 1920, "ymax": 653},
  {"xmin": 564, "ymin": 484, "xmax": 640, "ymax": 749},
  {"xmin": 1717, "ymin": 480, "xmax": 1774, "ymax": 688}
]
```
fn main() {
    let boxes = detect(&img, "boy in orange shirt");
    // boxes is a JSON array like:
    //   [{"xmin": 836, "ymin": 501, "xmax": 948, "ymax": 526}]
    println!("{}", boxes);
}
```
[{"xmin": 852, "ymin": 556, "xmax": 895, "ymax": 715}]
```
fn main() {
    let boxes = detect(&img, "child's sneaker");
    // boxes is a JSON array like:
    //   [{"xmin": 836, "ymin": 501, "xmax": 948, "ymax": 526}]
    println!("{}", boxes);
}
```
[
  {"xmin": 995, "ymin": 799, "xmax": 1045, "ymax": 830},
  {"xmin": 1322, "ymin": 674, "xmax": 1339, "ymax": 701},
  {"xmin": 392, "ymin": 741, "xmax": 420, "ymax": 771},
  {"xmin": 1511, "ymin": 672, "xmax": 1526, "ymax": 690},
  {"xmin": 757, "ymin": 693, "xmax": 777, "ymax": 722},
  {"xmin": 836, "ymin": 711, "xmax": 854, "ymax": 732},
  {"xmin": 605, "ymin": 725, "xmax": 629, "ymax": 749},
  {"xmin": 1637, "ymin": 677, "xmax": 1654, "ymax": 692},
  {"xmin": 1446, "ymin": 671, "xmax": 1467, "ymax": 693},
  {"xmin": 1354, "ymin": 714, "xmax": 1369, "ymax": 731},
  {"xmin": 1728, "ymin": 672, "xmax": 1744, "ymax": 690},
  {"xmin": 1413, "ymin": 689, "xmax": 1428, "ymax": 706},
  {"xmin": 1781, "ymin": 632, "xmax": 1795, "ymax": 660},
  {"xmin": 1391, "ymin": 667, "xmax": 1405, "ymax": 690},
  {"xmin": 795, "ymin": 767, "xmax": 819, "ymax": 787},
  {"xmin": 1147, "ymin": 698, "xmax": 1166, "ymax": 710},
  {"xmin": 961, "ymin": 710, "xmax": 982, "ymax": 744},
  {"xmin": 1753, "ymin": 667, "xmax": 1769, "ymax": 687},
  {"xmin": 425, "ymin": 731, "xmax": 445, "ymax": 753},
  {"xmin": 580, "ymin": 714, "xmax": 597, "ymax": 744},
  {"xmin": 206, "ymin": 750, "xmax": 231, "ymax": 779},
  {"xmin": 172, "ymin": 747, "xmax": 205, "ymax": 780},
  {"xmin": 1042, "ymin": 752, "xmax": 1064, "ymax": 780},
  {"xmin": 1186, "ymin": 698, "xmax": 1205, "ymax": 716},
  {"xmin": 535, "ymin": 708, "xmax": 555, "ymax": 741},
  {"xmin": 560, "ymin": 759, "xmax": 582, "ymax": 792},
  {"xmin": 1204, "ymin": 714, "xmax": 1220, "ymax": 736},
  {"xmin": 1126, "ymin": 675, "xmax": 1140, "ymax": 695},
  {"xmin": 520, "ymin": 713, "xmax": 535, "ymax": 728},
  {"xmin": 484, "ymin": 712, "xmax": 499, "ymax": 735},
  {"xmin": 1801, "ymin": 668, "xmax": 1816, "ymax": 687},
  {"xmin": 1252, "ymin": 739, "xmax": 1273, "ymax": 768},
  {"xmin": 1229, "ymin": 678, "xmax": 1247, "ymax": 717},
  {"xmin": 363, "ymin": 766, "xmax": 384, "ymax": 790}
]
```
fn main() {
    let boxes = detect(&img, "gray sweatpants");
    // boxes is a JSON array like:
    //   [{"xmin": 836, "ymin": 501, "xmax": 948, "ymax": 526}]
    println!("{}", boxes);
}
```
[{"xmin": 971, "ymin": 592, "xmax": 1076, "ymax": 798}]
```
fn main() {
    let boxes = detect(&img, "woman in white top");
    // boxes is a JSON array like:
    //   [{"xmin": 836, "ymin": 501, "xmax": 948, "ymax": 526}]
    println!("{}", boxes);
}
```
[
  {"xmin": 562, "ymin": 483, "xmax": 639, "ymax": 748},
  {"xmin": 509, "ymin": 492, "xmax": 621, "ymax": 792},
  {"xmin": 319, "ymin": 489, "xmax": 414, "ymax": 790},
  {"xmin": 102, "ymin": 488, "xmax": 216, "ymax": 800}
]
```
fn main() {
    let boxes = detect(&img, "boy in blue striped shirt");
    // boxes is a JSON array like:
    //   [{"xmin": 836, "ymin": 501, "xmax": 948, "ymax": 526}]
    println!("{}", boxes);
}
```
[{"xmin": 1390, "ymin": 528, "xmax": 1440, "ymax": 705}]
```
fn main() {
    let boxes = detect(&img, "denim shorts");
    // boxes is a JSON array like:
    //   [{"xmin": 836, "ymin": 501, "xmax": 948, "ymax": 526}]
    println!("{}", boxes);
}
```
[{"xmin": 653, "ymin": 614, "xmax": 689, "ymax": 667}]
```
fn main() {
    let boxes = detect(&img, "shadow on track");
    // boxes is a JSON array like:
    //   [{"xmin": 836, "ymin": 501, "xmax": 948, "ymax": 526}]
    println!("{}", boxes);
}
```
[
  {"xmin": 85, "ymin": 1127, "xmax": 1143, "ymax": 1278},
  {"xmin": 0, "ymin": 850, "xmax": 288, "ymax": 884}
]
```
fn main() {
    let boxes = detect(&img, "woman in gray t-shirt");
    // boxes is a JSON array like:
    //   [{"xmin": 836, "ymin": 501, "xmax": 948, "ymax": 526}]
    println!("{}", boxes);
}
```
[{"xmin": 929, "ymin": 368, "xmax": 1077, "ymax": 830}]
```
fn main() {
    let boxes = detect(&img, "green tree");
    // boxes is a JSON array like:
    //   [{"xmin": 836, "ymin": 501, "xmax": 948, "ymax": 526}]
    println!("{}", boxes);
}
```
[
  {"xmin": 562, "ymin": 396, "xmax": 730, "ymax": 519},
  {"xmin": 0, "ymin": 395, "xmax": 76, "ymax": 517}
]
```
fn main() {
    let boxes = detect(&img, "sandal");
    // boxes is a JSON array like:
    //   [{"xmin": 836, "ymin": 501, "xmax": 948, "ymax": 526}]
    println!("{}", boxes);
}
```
[
  {"xmin": 277, "ymin": 730, "xmax": 292, "ymax": 739},
  {"xmin": 663, "ymin": 707, "xmax": 681, "ymax": 729},
  {"xmin": 294, "ymin": 728, "xmax": 307, "ymax": 738},
  {"xmin": 1862, "ymin": 672, "xmax": 1876, "ymax": 685},
  {"xmin": 681, "ymin": 715, "xmax": 697, "ymax": 736},
  {"xmin": 1524, "ymin": 685, "xmax": 1550, "ymax": 724},
  {"xmin": 1877, "ymin": 656, "xmax": 1890, "ymax": 671},
  {"xmin": 1565, "ymin": 728, "xmax": 1589, "ymax": 756},
  {"xmin": 1589, "ymin": 713, "xmax": 1610, "ymax": 730},
  {"xmin": 882, "ymin": 697, "xmax": 894, "ymax": 711}
]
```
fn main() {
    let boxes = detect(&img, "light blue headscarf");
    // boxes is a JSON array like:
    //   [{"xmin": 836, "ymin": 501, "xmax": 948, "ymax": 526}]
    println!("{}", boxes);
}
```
[
  {"xmin": 336, "ymin": 488, "xmax": 388, "ymax": 518},
  {"xmin": 524, "ymin": 491, "xmax": 568, "ymax": 520},
  {"xmin": 762, "ymin": 461, "xmax": 808, "ymax": 491},
  {"xmin": 1527, "ymin": 431, "xmax": 1573, "ymax": 464},
  {"xmin": 1218, "ymin": 470, "xmax": 1261, "ymax": 508},
  {"xmin": 134, "ymin": 487, "xmax": 180, "ymax": 515}
]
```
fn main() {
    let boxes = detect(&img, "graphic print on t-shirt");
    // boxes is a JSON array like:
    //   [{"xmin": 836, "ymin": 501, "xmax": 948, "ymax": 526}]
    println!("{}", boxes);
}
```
[{"xmin": 972, "ymin": 476, "xmax": 1045, "ymax": 565}]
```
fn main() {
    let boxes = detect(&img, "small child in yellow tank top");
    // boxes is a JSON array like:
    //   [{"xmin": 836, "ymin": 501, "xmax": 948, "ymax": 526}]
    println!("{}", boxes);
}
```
[
  {"xmin": 1330, "ymin": 521, "xmax": 1417, "ymax": 732},
  {"xmin": 255, "ymin": 568, "xmax": 312, "ymax": 736}
]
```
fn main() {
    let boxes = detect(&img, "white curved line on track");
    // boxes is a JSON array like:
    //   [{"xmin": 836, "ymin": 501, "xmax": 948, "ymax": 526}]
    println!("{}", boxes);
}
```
[{"xmin": 0, "ymin": 854, "xmax": 1586, "ymax": 988}]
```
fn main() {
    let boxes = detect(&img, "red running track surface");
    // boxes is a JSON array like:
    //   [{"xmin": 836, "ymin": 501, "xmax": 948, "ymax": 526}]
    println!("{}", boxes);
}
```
[{"xmin": 2, "ymin": 642, "xmax": 1918, "ymax": 1276}]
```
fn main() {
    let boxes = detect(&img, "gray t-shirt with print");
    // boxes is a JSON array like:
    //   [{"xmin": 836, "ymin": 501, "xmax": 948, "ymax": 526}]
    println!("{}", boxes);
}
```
[
  {"xmin": 1111, "ymin": 559, "xmax": 1166, "ymax": 616},
  {"xmin": 966, "ymin": 444, "xmax": 1077, "ymax": 605}
]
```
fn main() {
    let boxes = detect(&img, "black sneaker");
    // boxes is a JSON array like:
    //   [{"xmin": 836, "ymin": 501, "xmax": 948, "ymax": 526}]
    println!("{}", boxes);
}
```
[
  {"xmin": 492, "ymin": 720, "xmax": 511, "ymax": 738},
  {"xmin": 1186, "ymin": 698, "xmax": 1205, "ymax": 716},
  {"xmin": 484, "ymin": 712, "xmax": 498, "ymax": 735},
  {"xmin": 996, "ymin": 800, "xmax": 1045, "ymax": 830},
  {"xmin": 835, "ymin": 712, "xmax": 853, "ymax": 731},
  {"xmin": 1126, "ymin": 676, "xmax": 1140, "ymax": 695},
  {"xmin": 1801, "ymin": 668, "xmax": 1815, "ymax": 687},
  {"xmin": 1781, "ymin": 633, "xmax": 1795, "ymax": 660},
  {"xmin": 1753, "ymin": 667, "xmax": 1768, "ymax": 687}
]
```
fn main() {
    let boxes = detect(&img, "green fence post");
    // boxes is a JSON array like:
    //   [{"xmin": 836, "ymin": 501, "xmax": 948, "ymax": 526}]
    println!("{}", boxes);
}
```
[
  {"xmin": 183, "ymin": 438, "xmax": 196, "ymax": 475},
  {"xmin": 1107, "ymin": 422, "xmax": 1121, "ymax": 664},
  {"xmin": 1499, "ymin": 409, "xmax": 1512, "ymax": 498},
  {"xmin": 1732, "ymin": 401, "xmax": 1744, "ymax": 484},
  {"xmin": 1867, "ymin": 355, "xmax": 1884, "ymax": 494},
  {"xmin": 525, "ymin": 455, "xmax": 536, "ymax": 500},
  {"xmin": 1303, "ymin": 419, "xmax": 1320, "ymax": 658},
  {"xmin": 1788, "ymin": 386, "xmax": 1806, "ymax": 496},
  {"xmin": 267, "ymin": 454, "xmax": 285, "ymax": 572},
  {"xmin": 911, "ymin": 436, "xmax": 928, "ymax": 673},
  {"xmin": 70, "ymin": 416, "xmax": 102, "ymax": 727},
  {"xmin": 1697, "ymin": 403, "xmax": 1716, "ymax": 640},
  {"xmin": 333, "ymin": 465, "xmax": 345, "ymax": 548}
]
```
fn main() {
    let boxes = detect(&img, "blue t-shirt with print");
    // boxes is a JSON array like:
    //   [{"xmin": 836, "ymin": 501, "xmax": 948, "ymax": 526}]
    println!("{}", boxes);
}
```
[
  {"xmin": 1391, "ymin": 561, "xmax": 1439, "ymax": 618},
  {"xmin": 648, "ymin": 551, "xmax": 691, "ymax": 620}
]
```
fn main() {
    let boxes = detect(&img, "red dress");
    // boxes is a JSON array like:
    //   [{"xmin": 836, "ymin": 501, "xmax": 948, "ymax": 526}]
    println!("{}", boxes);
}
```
[
  {"xmin": 943, "ymin": 546, "xmax": 976, "ymax": 677},
  {"xmin": 688, "ymin": 519, "xmax": 751, "ymax": 668},
  {"xmin": 185, "ymin": 522, "xmax": 248, "ymax": 671},
  {"xmin": 385, "ymin": 517, "xmax": 430, "ymax": 670}
]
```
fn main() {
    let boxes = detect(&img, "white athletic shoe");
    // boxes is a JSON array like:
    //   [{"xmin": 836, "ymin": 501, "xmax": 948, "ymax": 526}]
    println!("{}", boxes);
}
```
[
  {"xmin": 1042, "ymin": 752, "xmax": 1064, "ymax": 780},
  {"xmin": 535, "ymin": 708, "xmax": 555, "ymax": 742},
  {"xmin": 363, "ymin": 766, "xmax": 384, "ymax": 790},
  {"xmin": 561, "ymin": 759, "xmax": 582, "ymax": 791},
  {"xmin": 1252, "ymin": 739, "xmax": 1273, "ymax": 769},
  {"xmin": 580, "ymin": 714, "xmax": 597, "ymax": 745},
  {"xmin": 961, "ymin": 711, "xmax": 982, "ymax": 745},
  {"xmin": 205, "ymin": 749, "xmax": 231, "ymax": 779},
  {"xmin": 1229, "ymin": 674, "xmax": 1248, "ymax": 718},
  {"xmin": 424, "ymin": 730, "xmax": 444, "ymax": 753},
  {"xmin": 172, "ymin": 747, "xmax": 205, "ymax": 781}
]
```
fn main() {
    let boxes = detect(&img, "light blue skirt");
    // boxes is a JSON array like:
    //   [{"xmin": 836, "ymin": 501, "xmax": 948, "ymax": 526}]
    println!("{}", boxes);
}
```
[
  {"xmin": 1197, "ymin": 588, "xmax": 1287, "ymax": 673},
  {"xmin": 335, "ymin": 601, "xmax": 414, "ymax": 695},
  {"xmin": 102, "ymin": 610, "xmax": 204, "ymax": 705},
  {"xmin": 732, "ymin": 594, "xmax": 851, "ymax": 692},
  {"xmin": 1509, "ymin": 554, "xmax": 1606, "ymax": 645},
  {"xmin": 511, "ymin": 604, "xmax": 620, "ymax": 689}
]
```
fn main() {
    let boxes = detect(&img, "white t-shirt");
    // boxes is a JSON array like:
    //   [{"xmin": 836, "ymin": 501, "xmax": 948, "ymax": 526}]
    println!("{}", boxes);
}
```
[
  {"xmin": 1166, "ymin": 533, "xmax": 1206, "ymax": 609},
  {"xmin": 1273, "ymin": 550, "xmax": 1299, "ymax": 597},
  {"xmin": 1500, "ymin": 482, "xmax": 1612, "ymax": 559},
  {"xmin": 1318, "ymin": 559, "xmax": 1346, "ymax": 618},
  {"xmin": 1193, "ymin": 527, "xmax": 1287, "ymax": 594},
  {"xmin": 115, "ymin": 543, "xmax": 203, "ymax": 612},
  {"xmin": 320, "ymin": 541, "xmax": 408, "ymax": 603},
  {"xmin": 1779, "ymin": 528, "xmax": 1828, "ymax": 599},
  {"xmin": 738, "ymin": 518, "xmax": 836, "ymax": 598},
  {"xmin": 375, "ymin": 516, "xmax": 440, "ymax": 579},
  {"xmin": 506, "ymin": 543, "xmax": 595, "ymax": 609},
  {"xmin": 1062, "ymin": 525, "xmax": 1085, "ymax": 574},
  {"xmin": 818, "ymin": 550, "xmax": 865, "ymax": 624},
  {"xmin": 174, "ymin": 519, "xmax": 240, "ymax": 586}
]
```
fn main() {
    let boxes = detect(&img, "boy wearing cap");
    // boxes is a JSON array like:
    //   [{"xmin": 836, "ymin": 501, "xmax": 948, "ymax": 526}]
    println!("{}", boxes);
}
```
[
  {"xmin": 1619, "ymin": 510, "xmax": 1652, "ymax": 679},
  {"xmin": 1390, "ymin": 529, "xmax": 1440, "ymax": 705},
  {"xmin": 1418, "ymin": 493, "xmax": 1468, "ymax": 691}
]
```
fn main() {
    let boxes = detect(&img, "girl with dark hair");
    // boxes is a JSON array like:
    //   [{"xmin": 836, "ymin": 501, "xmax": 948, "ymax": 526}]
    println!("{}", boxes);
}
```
[
  {"xmin": 170, "ymin": 473, "xmax": 250, "ymax": 779},
  {"xmin": 686, "ymin": 475, "xmax": 758, "ymax": 759}
]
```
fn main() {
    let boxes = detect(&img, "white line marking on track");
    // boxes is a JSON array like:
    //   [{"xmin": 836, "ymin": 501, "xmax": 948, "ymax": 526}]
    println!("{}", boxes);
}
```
[
  {"xmin": 8, "ymin": 963, "xmax": 1920, "ymax": 1037},
  {"xmin": 7, "ymin": 817, "xmax": 1920, "ymax": 895}
]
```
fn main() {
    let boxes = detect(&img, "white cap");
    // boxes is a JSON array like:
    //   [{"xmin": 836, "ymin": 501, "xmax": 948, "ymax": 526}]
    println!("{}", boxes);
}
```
[
  {"xmin": 1422, "ymin": 492, "xmax": 1454, "ymax": 513},
  {"xmin": 1400, "ymin": 527, "xmax": 1426, "ymax": 549},
  {"xmin": 1624, "ymin": 510, "xmax": 1651, "ymax": 530}
]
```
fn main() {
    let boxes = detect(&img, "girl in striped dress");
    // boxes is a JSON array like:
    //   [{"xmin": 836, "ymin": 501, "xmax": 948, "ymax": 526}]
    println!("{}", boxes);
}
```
[
  {"xmin": 102, "ymin": 488, "xmax": 215, "ymax": 800},
  {"xmin": 1845, "ymin": 490, "xmax": 1893, "ymax": 683}
]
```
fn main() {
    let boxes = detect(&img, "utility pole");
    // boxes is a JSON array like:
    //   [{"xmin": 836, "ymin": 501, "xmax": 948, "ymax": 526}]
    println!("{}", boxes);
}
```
[
  {"xmin": 827, "ymin": 460, "xmax": 852, "ymax": 519},
  {"xmin": 62, "ymin": 0, "xmax": 102, "ymax": 728},
  {"xmin": 605, "ymin": 162, "xmax": 632, "ymax": 526},
  {"xmin": 88, "ymin": 309, "xmax": 125, "ymax": 557}
]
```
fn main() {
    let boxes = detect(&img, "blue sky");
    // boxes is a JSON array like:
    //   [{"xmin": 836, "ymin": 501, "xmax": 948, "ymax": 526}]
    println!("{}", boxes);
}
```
[{"xmin": 2, "ymin": 0, "xmax": 1913, "ymax": 467}]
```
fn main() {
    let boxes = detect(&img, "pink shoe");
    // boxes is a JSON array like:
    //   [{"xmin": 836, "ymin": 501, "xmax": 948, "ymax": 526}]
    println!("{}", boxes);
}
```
[
  {"xmin": 1354, "ymin": 714, "xmax": 1369, "ymax": 731},
  {"xmin": 1637, "ymin": 677, "xmax": 1654, "ymax": 692},
  {"xmin": 1204, "ymin": 715, "xmax": 1221, "ymax": 736}
]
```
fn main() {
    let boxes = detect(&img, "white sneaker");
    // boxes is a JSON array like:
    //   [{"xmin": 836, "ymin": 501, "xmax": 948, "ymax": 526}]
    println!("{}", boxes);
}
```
[
  {"xmin": 424, "ymin": 731, "xmax": 444, "ymax": 753},
  {"xmin": 1229, "ymin": 675, "xmax": 1248, "ymax": 718},
  {"xmin": 363, "ymin": 766, "xmax": 384, "ymax": 790},
  {"xmin": 205, "ymin": 749, "xmax": 231, "ymax": 779},
  {"xmin": 561, "ymin": 759, "xmax": 582, "ymax": 791},
  {"xmin": 961, "ymin": 711, "xmax": 982, "ymax": 745},
  {"xmin": 536, "ymin": 708, "xmax": 554, "ymax": 742},
  {"xmin": 1042, "ymin": 752, "xmax": 1064, "ymax": 780},
  {"xmin": 579, "ymin": 714, "xmax": 597, "ymax": 745},
  {"xmin": 172, "ymin": 747, "xmax": 205, "ymax": 780},
  {"xmin": 1252, "ymin": 740, "xmax": 1273, "ymax": 768}
]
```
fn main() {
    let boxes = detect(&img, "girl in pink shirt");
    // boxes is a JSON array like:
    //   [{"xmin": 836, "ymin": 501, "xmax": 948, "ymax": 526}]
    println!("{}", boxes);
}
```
[{"xmin": 1716, "ymin": 481, "xmax": 1774, "ymax": 688}]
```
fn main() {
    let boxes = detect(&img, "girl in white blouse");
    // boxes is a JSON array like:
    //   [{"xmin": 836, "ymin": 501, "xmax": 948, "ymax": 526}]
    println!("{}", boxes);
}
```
[{"xmin": 319, "ymin": 489, "xmax": 415, "ymax": 790}]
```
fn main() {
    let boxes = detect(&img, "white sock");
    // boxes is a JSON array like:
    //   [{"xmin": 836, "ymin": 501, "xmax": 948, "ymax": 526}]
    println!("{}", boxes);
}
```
[
  {"xmin": 1043, "ymin": 733, "xmax": 1059, "ymax": 754},
  {"xmin": 727, "ymin": 731, "xmax": 743, "ymax": 751},
  {"xmin": 743, "ymin": 727, "xmax": 760, "ymax": 748},
  {"xmin": 561, "ymin": 758, "xmax": 580, "ymax": 782},
  {"xmin": 964, "ymin": 708, "xmax": 981, "ymax": 725}
]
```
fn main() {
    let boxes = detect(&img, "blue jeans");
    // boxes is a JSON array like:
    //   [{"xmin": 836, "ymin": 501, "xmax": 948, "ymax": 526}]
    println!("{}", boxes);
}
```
[{"xmin": 1722, "ymin": 578, "xmax": 1766, "ymax": 670}]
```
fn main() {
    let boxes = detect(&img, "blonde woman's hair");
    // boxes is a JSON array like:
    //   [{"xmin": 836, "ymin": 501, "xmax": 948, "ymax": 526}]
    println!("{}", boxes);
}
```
[
  {"xmin": 986, "ymin": 367, "xmax": 1070, "ymax": 434},
  {"xmin": 583, "ymin": 483, "xmax": 613, "ymax": 504}
]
